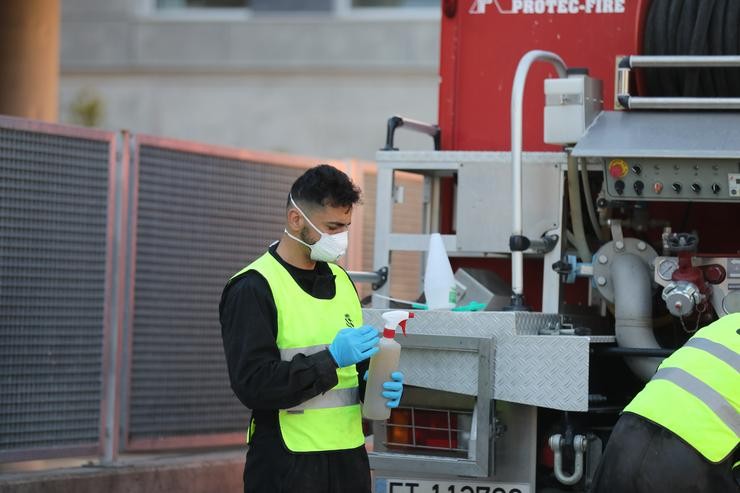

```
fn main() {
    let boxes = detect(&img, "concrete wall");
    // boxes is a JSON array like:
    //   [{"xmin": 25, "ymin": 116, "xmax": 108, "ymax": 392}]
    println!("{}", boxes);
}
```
[{"xmin": 59, "ymin": 0, "xmax": 440, "ymax": 160}]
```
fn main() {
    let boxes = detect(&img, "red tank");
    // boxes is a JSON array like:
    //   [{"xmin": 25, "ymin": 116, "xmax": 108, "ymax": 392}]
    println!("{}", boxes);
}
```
[{"xmin": 438, "ymin": 0, "xmax": 649, "ymax": 151}]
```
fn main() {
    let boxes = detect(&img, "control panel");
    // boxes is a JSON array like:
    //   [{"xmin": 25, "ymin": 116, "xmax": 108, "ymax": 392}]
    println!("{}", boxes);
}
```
[{"xmin": 603, "ymin": 158, "xmax": 740, "ymax": 202}]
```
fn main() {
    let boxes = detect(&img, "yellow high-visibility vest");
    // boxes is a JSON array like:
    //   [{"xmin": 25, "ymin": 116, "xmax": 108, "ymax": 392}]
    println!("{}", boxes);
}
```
[
  {"xmin": 231, "ymin": 252, "xmax": 365, "ymax": 452},
  {"xmin": 624, "ymin": 313, "xmax": 740, "ymax": 462}
]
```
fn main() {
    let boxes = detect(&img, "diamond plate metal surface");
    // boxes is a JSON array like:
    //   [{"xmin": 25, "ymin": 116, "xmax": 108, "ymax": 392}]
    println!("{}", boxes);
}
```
[
  {"xmin": 400, "ymin": 347, "xmax": 479, "ymax": 396},
  {"xmin": 363, "ymin": 309, "xmax": 590, "ymax": 411},
  {"xmin": 494, "ymin": 336, "xmax": 589, "ymax": 411},
  {"xmin": 363, "ymin": 310, "xmax": 559, "ymax": 338},
  {"xmin": 511, "ymin": 312, "xmax": 562, "ymax": 335}
]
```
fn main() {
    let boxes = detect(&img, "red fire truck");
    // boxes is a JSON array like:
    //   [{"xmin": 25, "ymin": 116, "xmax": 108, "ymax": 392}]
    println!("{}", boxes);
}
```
[{"xmin": 361, "ymin": 2, "xmax": 740, "ymax": 491}]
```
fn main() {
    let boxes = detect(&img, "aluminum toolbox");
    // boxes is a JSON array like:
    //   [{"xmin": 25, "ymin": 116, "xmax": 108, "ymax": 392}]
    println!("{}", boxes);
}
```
[{"xmin": 363, "ymin": 309, "xmax": 592, "ymax": 412}]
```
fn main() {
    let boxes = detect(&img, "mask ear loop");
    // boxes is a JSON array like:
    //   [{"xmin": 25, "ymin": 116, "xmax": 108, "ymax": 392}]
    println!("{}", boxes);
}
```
[
  {"xmin": 285, "ymin": 194, "xmax": 320, "ymax": 250},
  {"xmin": 289, "ymin": 194, "xmax": 323, "ymax": 236},
  {"xmin": 284, "ymin": 228, "xmax": 312, "ymax": 249}
]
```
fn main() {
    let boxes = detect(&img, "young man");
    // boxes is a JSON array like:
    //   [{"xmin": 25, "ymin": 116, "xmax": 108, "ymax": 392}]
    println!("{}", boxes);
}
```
[{"xmin": 220, "ymin": 164, "xmax": 404, "ymax": 493}]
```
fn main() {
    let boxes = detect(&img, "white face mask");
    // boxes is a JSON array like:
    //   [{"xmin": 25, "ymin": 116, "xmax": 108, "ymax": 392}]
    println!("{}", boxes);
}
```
[{"xmin": 284, "ymin": 195, "xmax": 349, "ymax": 263}]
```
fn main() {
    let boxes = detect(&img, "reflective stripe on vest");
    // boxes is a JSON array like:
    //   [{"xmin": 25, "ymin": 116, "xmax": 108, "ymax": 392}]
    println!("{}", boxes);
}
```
[
  {"xmin": 279, "ymin": 345, "xmax": 360, "ymax": 412},
  {"xmin": 287, "ymin": 387, "xmax": 359, "ymax": 412},
  {"xmin": 684, "ymin": 337, "xmax": 740, "ymax": 372},
  {"xmin": 233, "ymin": 252, "xmax": 365, "ymax": 452},
  {"xmin": 652, "ymin": 367, "xmax": 740, "ymax": 437},
  {"xmin": 623, "ymin": 314, "xmax": 740, "ymax": 463}
]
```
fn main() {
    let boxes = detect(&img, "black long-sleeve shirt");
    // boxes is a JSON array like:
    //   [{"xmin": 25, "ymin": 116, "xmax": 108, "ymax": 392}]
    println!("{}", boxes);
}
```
[{"xmin": 219, "ymin": 243, "xmax": 368, "ymax": 430}]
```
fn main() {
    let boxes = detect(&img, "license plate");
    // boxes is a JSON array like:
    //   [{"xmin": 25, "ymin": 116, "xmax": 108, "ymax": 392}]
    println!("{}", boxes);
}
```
[{"xmin": 378, "ymin": 478, "xmax": 530, "ymax": 493}]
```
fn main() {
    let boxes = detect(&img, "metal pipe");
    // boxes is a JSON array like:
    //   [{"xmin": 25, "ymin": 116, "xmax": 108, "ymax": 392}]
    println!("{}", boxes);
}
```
[
  {"xmin": 567, "ymin": 154, "xmax": 592, "ymax": 262},
  {"xmin": 611, "ymin": 254, "xmax": 663, "ymax": 381},
  {"xmin": 400, "ymin": 118, "xmax": 441, "ymax": 139},
  {"xmin": 615, "ymin": 67, "xmax": 630, "ymax": 95},
  {"xmin": 622, "ymin": 96, "xmax": 740, "ymax": 110},
  {"xmin": 383, "ymin": 115, "xmax": 441, "ymax": 151},
  {"xmin": 348, "ymin": 270, "xmax": 383, "ymax": 284},
  {"xmin": 626, "ymin": 55, "xmax": 740, "ymax": 68},
  {"xmin": 510, "ymin": 50, "xmax": 567, "ymax": 296},
  {"xmin": 102, "ymin": 132, "xmax": 128, "ymax": 463},
  {"xmin": 579, "ymin": 158, "xmax": 604, "ymax": 242}
]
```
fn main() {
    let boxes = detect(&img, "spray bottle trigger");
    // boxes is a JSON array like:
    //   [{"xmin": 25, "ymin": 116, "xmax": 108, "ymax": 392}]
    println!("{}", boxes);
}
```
[{"xmin": 398, "ymin": 312, "xmax": 414, "ymax": 336}]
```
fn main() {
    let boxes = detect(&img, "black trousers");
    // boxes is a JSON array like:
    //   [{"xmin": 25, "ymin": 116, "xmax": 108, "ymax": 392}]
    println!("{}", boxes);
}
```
[
  {"xmin": 243, "ymin": 426, "xmax": 371, "ymax": 493},
  {"xmin": 590, "ymin": 413, "xmax": 738, "ymax": 493}
]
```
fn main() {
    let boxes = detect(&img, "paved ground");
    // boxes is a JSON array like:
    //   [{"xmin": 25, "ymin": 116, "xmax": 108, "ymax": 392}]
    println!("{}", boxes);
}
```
[{"xmin": 0, "ymin": 448, "xmax": 245, "ymax": 493}]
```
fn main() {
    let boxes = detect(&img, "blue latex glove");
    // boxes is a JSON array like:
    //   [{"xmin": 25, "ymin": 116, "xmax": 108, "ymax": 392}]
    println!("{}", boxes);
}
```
[
  {"xmin": 328, "ymin": 325, "xmax": 380, "ymax": 368},
  {"xmin": 382, "ymin": 371, "xmax": 404, "ymax": 408}
]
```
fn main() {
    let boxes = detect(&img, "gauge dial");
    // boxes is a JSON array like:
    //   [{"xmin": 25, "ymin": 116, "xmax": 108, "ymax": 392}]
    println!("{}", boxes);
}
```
[{"xmin": 658, "ymin": 258, "xmax": 678, "ymax": 281}]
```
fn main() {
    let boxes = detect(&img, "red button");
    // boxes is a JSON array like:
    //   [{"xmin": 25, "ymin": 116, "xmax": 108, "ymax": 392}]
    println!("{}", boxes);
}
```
[{"xmin": 608, "ymin": 159, "xmax": 628, "ymax": 179}]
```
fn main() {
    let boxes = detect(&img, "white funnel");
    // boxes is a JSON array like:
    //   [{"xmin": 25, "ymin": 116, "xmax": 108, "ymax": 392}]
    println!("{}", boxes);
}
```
[{"xmin": 424, "ymin": 233, "xmax": 456, "ymax": 310}]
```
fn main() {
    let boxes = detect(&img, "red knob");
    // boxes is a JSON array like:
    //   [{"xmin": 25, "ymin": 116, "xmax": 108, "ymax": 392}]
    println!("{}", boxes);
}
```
[
  {"xmin": 608, "ymin": 159, "xmax": 628, "ymax": 179},
  {"xmin": 703, "ymin": 264, "xmax": 726, "ymax": 284}
]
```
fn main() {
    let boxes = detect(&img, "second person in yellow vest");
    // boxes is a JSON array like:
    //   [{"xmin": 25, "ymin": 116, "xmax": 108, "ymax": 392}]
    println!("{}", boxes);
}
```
[{"xmin": 590, "ymin": 312, "xmax": 740, "ymax": 492}]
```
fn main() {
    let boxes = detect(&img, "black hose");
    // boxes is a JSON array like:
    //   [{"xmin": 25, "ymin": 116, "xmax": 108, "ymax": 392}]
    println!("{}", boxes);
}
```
[
  {"xmin": 652, "ymin": 0, "xmax": 674, "ymax": 96},
  {"xmin": 642, "ymin": 0, "xmax": 740, "ymax": 97},
  {"xmin": 724, "ymin": 0, "xmax": 740, "ymax": 92},
  {"xmin": 676, "ymin": 0, "xmax": 698, "ymax": 94},
  {"xmin": 596, "ymin": 347, "xmax": 675, "ymax": 357},
  {"xmin": 665, "ymin": 0, "xmax": 685, "ymax": 96},
  {"xmin": 710, "ymin": 0, "xmax": 728, "ymax": 96},
  {"xmin": 689, "ymin": 0, "xmax": 716, "ymax": 96}
]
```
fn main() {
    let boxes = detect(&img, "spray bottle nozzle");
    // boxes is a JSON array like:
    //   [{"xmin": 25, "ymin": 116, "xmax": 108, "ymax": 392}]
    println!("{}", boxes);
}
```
[
  {"xmin": 398, "ymin": 312, "xmax": 415, "ymax": 335},
  {"xmin": 381, "ymin": 310, "xmax": 414, "ymax": 338}
]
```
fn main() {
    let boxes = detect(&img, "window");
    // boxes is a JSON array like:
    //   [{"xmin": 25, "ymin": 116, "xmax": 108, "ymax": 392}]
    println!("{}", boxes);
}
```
[
  {"xmin": 153, "ymin": 0, "xmax": 439, "ymax": 15},
  {"xmin": 157, "ymin": 0, "xmax": 249, "ymax": 8},
  {"xmin": 342, "ymin": 0, "xmax": 440, "ymax": 17},
  {"xmin": 352, "ymin": 0, "xmax": 437, "ymax": 6}
]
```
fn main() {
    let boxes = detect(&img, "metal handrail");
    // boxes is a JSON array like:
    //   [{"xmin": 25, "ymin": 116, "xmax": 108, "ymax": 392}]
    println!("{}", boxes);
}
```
[
  {"xmin": 347, "ymin": 266, "xmax": 388, "ymax": 290},
  {"xmin": 616, "ymin": 55, "xmax": 740, "ymax": 110},
  {"xmin": 509, "ymin": 50, "xmax": 567, "ymax": 307},
  {"xmin": 620, "ymin": 55, "xmax": 740, "ymax": 68}
]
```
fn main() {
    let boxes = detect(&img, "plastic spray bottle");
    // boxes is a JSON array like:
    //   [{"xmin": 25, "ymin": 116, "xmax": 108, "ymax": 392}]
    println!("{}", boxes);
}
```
[{"xmin": 362, "ymin": 310, "xmax": 414, "ymax": 420}]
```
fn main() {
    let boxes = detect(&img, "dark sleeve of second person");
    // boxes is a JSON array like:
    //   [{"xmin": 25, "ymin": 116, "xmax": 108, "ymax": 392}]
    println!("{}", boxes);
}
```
[{"xmin": 219, "ymin": 272, "xmax": 341, "ymax": 410}]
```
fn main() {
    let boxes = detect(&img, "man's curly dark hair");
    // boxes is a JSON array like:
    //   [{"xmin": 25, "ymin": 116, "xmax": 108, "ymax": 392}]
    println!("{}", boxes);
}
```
[{"xmin": 288, "ymin": 164, "xmax": 361, "ymax": 210}]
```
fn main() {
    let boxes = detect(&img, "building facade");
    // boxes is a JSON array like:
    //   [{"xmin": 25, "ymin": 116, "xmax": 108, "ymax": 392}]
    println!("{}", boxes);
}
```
[{"xmin": 60, "ymin": 0, "xmax": 440, "ymax": 160}]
